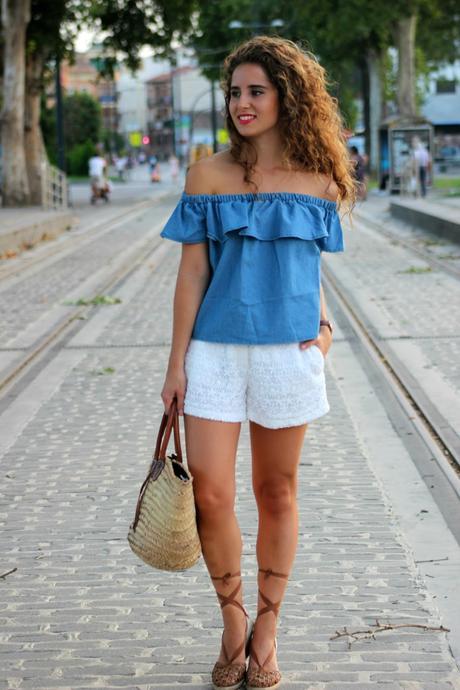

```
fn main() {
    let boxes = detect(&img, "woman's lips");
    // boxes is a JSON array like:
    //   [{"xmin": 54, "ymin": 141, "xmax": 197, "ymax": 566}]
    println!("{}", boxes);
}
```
[{"xmin": 237, "ymin": 114, "xmax": 257, "ymax": 125}]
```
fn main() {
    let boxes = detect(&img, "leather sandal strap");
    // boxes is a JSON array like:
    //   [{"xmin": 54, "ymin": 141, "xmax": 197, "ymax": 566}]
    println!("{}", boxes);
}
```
[
  {"xmin": 250, "ymin": 640, "xmax": 276, "ymax": 670},
  {"xmin": 211, "ymin": 571, "xmax": 241, "ymax": 585},
  {"xmin": 224, "ymin": 636, "xmax": 246, "ymax": 664},
  {"xmin": 211, "ymin": 571, "xmax": 248, "ymax": 617},
  {"xmin": 257, "ymin": 588, "xmax": 282, "ymax": 618},
  {"xmin": 216, "ymin": 581, "xmax": 247, "ymax": 616},
  {"xmin": 258, "ymin": 568, "xmax": 289, "ymax": 580}
]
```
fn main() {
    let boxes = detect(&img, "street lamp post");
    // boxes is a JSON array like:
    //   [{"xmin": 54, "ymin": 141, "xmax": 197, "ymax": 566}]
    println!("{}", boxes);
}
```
[{"xmin": 210, "ymin": 80, "xmax": 218, "ymax": 154}]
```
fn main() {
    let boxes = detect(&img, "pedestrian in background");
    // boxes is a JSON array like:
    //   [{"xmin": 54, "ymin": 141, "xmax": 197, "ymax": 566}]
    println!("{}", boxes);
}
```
[
  {"xmin": 169, "ymin": 153, "xmax": 180, "ymax": 182},
  {"xmin": 160, "ymin": 36, "xmax": 355, "ymax": 690},
  {"xmin": 411, "ymin": 136, "xmax": 431, "ymax": 197},
  {"xmin": 349, "ymin": 145, "xmax": 367, "ymax": 200}
]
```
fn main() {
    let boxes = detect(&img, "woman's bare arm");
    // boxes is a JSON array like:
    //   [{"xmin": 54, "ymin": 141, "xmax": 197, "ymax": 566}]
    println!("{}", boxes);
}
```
[{"xmin": 161, "ymin": 161, "xmax": 213, "ymax": 414}]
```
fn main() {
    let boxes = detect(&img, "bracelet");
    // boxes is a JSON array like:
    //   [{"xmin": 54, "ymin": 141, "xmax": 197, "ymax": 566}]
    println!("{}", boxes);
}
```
[{"xmin": 320, "ymin": 319, "xmax": 333, "ymax": 335}]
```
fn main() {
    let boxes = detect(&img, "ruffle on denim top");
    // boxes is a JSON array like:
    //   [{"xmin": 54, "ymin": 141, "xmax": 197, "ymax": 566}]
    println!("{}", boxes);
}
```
[
  {"xmin": 160, "ymin": 192, "xmax": 344, "ymax": 252},
  {"xmin": 160, "ymin": 192, "xmax": 344, "ymax": 344}
]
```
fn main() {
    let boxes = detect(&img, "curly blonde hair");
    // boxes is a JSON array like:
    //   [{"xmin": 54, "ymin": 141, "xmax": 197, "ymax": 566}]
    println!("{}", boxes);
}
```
[{"xmin": 222, "ymin": 36, "xmax": 356, "ymax": 207}]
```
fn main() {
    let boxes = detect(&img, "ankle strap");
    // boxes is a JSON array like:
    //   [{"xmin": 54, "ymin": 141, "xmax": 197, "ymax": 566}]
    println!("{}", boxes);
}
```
[
  {"xmin": 258, "ymin": 568, "xmax": 288, "ymax": 580},
  {"xmin": 211, "ymin": 571, "xmax": 248, "ymax": 617},
  {"xmin": 211, "ymin": 571, "xmax": 241, "ymax": 586},
  {"xmin": 256, "ymin": 568, "xmax": 289, "ymax": 621}
]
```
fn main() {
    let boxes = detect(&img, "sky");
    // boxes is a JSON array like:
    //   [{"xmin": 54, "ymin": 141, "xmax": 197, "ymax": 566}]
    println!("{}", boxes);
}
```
[{"xmin": 75, "ymin": 28, "xmax": 155, "ymax": 58}]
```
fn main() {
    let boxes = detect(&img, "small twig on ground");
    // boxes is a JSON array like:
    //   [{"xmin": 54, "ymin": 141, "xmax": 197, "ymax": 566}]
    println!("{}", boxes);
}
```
[
  {"xmin": 415, "ymin": 556, "xmax": 449, "ymax": 564},
  {"xmin": 330, "ymin": 618, "xmax": 450, "ymax": 648},
  {"xmin": 0, "ymin": 567, "xmax": 17, "ymax": 580}
]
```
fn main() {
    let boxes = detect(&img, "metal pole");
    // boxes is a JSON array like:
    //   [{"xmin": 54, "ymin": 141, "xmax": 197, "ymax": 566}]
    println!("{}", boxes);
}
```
[
  {"xmin": 211, "ymin": 80, "xmax": 218, "ymax": 154},
  {"xmin": 55, "ymin": 56, "xmax": 65, "ymax": 172},
  {"xmin": 170, "ymin": 72, "xmax": 176, "ymax": 158}
]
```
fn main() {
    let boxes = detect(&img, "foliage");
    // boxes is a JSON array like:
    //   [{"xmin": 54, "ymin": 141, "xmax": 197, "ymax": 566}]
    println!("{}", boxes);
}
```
[
  {"xmin": 193, "ymin": 0, "xmax": 459, "ymax": 126},
  {"xmin": 63, "ymin": 92, "xmax": 102, "ymax": 150},
  {"xmin": 41, "ymin": 92, "xmax": 102, "ymax": 169},
  {"xmin": 67, "ymin": 140, "xmax": 98, "ymax": 175},
  {"xmin": 88, "ymin": 0, "xmax": 198, "ymax": 74},
  {"xmin": 101, "ymin": 128, "xmax": 125, "ymax": 153}
]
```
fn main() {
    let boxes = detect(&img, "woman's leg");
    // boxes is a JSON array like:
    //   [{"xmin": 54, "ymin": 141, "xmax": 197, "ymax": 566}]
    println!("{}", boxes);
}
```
[
  {"xmin": 184, "ymin": 415, "xmax": 247, "ymax": 666},
  {"xmin": 249, "ymin": 421, "xmax": 308, "ymax": 673}
]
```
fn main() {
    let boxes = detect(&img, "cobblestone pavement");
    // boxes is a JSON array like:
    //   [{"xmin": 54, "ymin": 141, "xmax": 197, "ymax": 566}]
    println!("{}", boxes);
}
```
[
  {"xmin": 1, "ymin": 200, "xmax": 460, "ymax": 689},
  {"xmin": 0, "ymin": 196, "xmax": 177, "ymax": 350}
]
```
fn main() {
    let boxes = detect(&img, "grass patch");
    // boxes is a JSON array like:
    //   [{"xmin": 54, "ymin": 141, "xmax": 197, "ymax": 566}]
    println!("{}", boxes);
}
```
[
  {"xmin": 398, "ymin": 266, "xmax": 432, "ymax": 274},
  {"xmin": 90, "ymin": 367, "xmax": 115, "ymax": 376},
  {"xmin": 64, "ymin": 295, "xmax": 122, "ymax": 306},
  {"xmin": 433, "ymin": 177, "xmax": 460, "ymax": 196}
]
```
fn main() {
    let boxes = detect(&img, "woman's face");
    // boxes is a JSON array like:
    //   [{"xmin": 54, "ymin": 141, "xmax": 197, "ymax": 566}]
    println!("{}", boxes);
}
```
[{"xmin": 229, "ymin": 62, "xmax": 279, "ymax": 138}]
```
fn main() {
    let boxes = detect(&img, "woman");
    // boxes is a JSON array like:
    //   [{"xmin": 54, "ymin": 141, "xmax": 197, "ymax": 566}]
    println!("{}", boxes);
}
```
[{"xmin": 160, "ymin": 36, "xmax": 355, "ymax": 690}]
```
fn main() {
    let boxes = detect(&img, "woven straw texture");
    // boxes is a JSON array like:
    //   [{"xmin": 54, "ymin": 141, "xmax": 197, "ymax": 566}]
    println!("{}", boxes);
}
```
[{"xmin": 128, "ymin": 455, "xmax": 201, "ymax": 571}]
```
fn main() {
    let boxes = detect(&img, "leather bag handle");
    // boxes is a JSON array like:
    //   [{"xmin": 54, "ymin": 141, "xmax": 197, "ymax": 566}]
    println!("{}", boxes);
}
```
[
  {"xmin": 131, "ymin": 400, "xmax": 183, "ymax": 531},
  {"xmin": 154, "ymin": 398, "xmax": 183, "ymax": 463}
]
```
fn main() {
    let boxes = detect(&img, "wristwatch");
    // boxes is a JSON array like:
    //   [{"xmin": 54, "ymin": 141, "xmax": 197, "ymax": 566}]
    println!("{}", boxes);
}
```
[{"xmin": 320, "ymin": 319, "xmax": 333, "ymax": 335}]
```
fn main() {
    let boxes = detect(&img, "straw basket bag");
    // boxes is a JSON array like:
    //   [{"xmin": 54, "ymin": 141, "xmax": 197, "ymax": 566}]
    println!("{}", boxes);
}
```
[{"xmin": 127, "ymin": 400, "xmax": 201, "ymax": 571}]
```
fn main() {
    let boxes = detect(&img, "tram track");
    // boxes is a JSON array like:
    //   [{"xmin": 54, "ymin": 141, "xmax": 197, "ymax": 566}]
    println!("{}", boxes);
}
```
[
  {"xmin": 354, "ymin": 209, "xmax": 460, "ymax": 281},
  {"xmin": 0, "ymin": 208, "xmax": 171, "ymax": 400},
  {"xmin": 323, "ymin": 259, "xmax": 460, "ymax": 544},
  {"xmin": 0, "ymin": 194, "xmax": 177, "ymax": 288}
]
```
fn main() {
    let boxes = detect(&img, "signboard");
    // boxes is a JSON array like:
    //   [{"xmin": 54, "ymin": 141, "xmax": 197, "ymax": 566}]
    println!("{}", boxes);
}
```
[
  {"xmin": 217, "ymin": 129, "xmax": 229, "ymax": 145},
  {"xmin": 128, "ymin": 131, "xmax": 142, "ymax": 147}
]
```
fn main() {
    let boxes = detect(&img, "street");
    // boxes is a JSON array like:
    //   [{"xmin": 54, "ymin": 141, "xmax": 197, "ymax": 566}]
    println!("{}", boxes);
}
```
[{"xmin": 1, "ymin": 184, "xmax": 460, "ymax": 689}]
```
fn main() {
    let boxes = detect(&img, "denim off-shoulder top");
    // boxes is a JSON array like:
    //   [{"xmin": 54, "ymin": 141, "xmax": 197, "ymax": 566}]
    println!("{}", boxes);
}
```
[{"xmin": 160, "ymin": 192, "xmax": 344, "ymax": 345}]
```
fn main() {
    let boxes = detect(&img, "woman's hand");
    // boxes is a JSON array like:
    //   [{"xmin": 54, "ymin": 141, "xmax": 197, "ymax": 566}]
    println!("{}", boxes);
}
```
[
  {"xmin": 299, "ymin": 325, "xmax": 333, "ymax": 357},
  {"xmin": 161, "ymin": 364, "xmax": 187, "ymax": 416}
]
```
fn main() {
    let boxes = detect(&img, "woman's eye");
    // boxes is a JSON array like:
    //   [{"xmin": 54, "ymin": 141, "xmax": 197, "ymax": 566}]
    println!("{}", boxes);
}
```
[
  {"xmin": 251, "ymin": 89, "xmax": 263, "ymax": 96},
  {"xmin": 230, "ymin": 91, "xmax": 240, "ymax": 98}
]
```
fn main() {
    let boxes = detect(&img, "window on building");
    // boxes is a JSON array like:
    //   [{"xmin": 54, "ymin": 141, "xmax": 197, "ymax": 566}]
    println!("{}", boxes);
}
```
[{"xmin": 436, "ymin": 79, "xmax": 456, "ymax": 94}]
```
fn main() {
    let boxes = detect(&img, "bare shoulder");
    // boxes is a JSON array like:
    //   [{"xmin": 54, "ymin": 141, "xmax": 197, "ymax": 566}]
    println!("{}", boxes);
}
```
[
  {"xmin": 185, "ymin": 151, "xmax": 236, "ymax": 195},
  {"xmin": 314, "ymin": 174, "xmax": 340, "ymax": 202}
]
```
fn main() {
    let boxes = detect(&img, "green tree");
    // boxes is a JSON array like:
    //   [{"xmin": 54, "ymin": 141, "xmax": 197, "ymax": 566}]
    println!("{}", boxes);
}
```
[
  {"xmin": 88, "ymin": 0, "xmax": 197, "ymax": 73},
  {"xmin": 1, "ymin": 0, "xmax": 31, "ymax": 206},
  {"xmin": 2, "ymin": 0, "xmax": 197, "ymax": 206},
  {"xmin": 64, "ymin": 92, "xmax": 103, "ymax": 150},
  {"xmin": 42, "ymin": 92, "xmax": 103, "ymax": 172},
  {"xmin": 193, "ymin": 0, "xmax": 459, "ymax": 172},
  {"xmin": 24, "ymin": 0, "xmax": 87, "ymax": 202}
]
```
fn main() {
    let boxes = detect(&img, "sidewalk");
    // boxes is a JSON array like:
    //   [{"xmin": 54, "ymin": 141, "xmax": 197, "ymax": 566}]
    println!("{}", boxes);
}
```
[
  {"xmin": 1, "ymin": 202, "xmax": 459, "ymax": 688},
  {"xmin": 357, "ymin": 190, "xmax": 460, "ymax": 244},
  {"xmin": 0, "ymin": 164, "xmax": 184, "ymax": 258},
  {"xmin": 0, "ymin": 207, "xmax": 75, "ymax": 257}
]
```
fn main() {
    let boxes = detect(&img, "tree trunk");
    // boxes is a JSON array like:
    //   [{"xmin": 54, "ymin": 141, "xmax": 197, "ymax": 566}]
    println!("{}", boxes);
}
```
[
  {"xmin": 25, "ymin": 51, "xmax": 46, "ymax": 205},
  {"xmin": 367, "ymin": 46, "xmax": 383, "ymax": 175},
  {"xmin": 394, "ymin": 14, "xmax": 417, "ymax": 118},
  {"xmin": 0, "ymin": 0, "xmax": 31, "ymax": 206}
]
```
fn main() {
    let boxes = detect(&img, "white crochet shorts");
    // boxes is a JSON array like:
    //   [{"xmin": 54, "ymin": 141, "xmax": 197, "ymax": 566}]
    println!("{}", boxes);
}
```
[{"xmin": 184, "ymin": 339, "xmax": 329, "ymax": 429}]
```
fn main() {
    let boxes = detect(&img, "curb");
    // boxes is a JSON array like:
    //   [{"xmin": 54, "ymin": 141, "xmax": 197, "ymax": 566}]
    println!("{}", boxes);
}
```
[{"xmin": 0, "ymin": 210, "xmax": 76, "ymax": 257}]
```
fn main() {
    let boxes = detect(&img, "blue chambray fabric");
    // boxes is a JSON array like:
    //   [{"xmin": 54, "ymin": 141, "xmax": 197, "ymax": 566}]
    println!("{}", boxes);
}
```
[{"xmin": 160, "ymin": 192, "xmax": 344, "ymax": 344}]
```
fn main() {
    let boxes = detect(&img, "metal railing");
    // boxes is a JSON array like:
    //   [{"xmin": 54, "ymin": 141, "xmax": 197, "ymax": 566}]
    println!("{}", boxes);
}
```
[{"xmin": 41, "ymin": 160, "xmax": 68, "ymax": 210}]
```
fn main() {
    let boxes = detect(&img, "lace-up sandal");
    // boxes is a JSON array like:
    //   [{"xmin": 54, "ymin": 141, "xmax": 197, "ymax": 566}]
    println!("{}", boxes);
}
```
[
  {"xmin": 246, "ymin": 568, "xmax": 289, "ymax": 690},
  {"xmin": 211, "ymin": 571, "xmax": 253, "ymax": 690}
]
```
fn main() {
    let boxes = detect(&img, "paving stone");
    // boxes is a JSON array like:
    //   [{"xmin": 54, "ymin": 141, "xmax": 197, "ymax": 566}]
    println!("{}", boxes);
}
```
[{"xmin": 0, "ymin": 201, "xmax": 459, "ymax": 688}]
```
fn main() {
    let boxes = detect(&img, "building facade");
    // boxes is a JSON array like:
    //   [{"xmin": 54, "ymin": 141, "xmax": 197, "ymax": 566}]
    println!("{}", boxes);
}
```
[
  {"xmin": 61, "ymin": 49, "xmax": 119, "ymax": 144},
  {"xmin": 421, "ymin": 61, "xmax": 460, "ymax": 171},
  {"xmin": 146, "ymin": 65, "xmax": 226, "ymax": 161}
]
